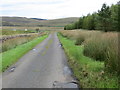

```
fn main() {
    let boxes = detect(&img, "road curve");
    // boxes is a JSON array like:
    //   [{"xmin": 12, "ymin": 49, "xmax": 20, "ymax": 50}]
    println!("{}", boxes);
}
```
[{"xmin": 2, "ymin": 32, "xmax": 77, "ymax": 88}]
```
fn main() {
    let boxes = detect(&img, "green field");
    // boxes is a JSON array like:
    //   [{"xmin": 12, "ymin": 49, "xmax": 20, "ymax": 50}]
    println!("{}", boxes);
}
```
[{"xmin": 2, "ymin": 27, "xmax": 64, "ymax": 32}]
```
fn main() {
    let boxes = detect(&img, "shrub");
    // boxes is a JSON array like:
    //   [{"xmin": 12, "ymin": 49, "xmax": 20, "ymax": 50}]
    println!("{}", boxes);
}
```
[
  {"xmin": 104, "ymin": 33, "xmax": 119, "ymax": 75},
  {"xmin": 75, "ymin": 34, "xmax": 85, "ymax": 45},
  {"xmin": 83, "ymin": 35, "xmax": 108, "ymax": 61}
]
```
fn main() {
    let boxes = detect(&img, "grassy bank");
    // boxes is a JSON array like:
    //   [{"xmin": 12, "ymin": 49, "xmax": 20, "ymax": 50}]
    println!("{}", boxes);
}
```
[
  {"xmin": 58, "ymin": 33, "xmax": 119, "ymax": 88},
  {"xmin": 1, "ymin": 32, "xmax": 46, "ymax": 53},
  {"xmin": 0, "ymin": 35, "xmax": 48, "ymax": 72}
]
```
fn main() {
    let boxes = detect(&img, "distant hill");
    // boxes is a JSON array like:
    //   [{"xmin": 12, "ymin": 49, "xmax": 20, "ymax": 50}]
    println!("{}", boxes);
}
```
[
  {"xmin": 31, "ymin": 18, "xmax": 47, "ymax": 21},
  {"xmin": 1, "ymin": 16, "xmax": 79, "ymax": 27}
]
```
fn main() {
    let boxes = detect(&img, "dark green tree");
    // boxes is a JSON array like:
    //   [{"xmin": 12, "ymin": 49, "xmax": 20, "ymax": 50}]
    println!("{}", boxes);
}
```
[
  {"xmin": 78, "ymin": 17, "xmax": 83, "ymax": 29},
  {"xmin": 64, "ymin": 26, "xmax": 66, "ymax": 30},
  {"xmin": 64, "ymin": 3, "xmax": 119, "ymax": 32},
  {"xmin": 110, "ymin": 4, "xmax": 119, "ymax": 31},
  {"xmin": 98, "ymin": 3, "xmax": 111, "ymax": 32},
  {"xmin": 36, "ymin": 28, "xmax": 40, "ymax": 33},
  {"xmin": 118, "ymin": 1, "xmax": 120, "ymax": 31}
]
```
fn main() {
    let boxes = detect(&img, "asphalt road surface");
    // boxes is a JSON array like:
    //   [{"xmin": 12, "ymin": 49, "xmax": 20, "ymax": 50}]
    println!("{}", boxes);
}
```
[{"xmin": 2, "ymin": 32, "xmax": 78, "ymax": 88}]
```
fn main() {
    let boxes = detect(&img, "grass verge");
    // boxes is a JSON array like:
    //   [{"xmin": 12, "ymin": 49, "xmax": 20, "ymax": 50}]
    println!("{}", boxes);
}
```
[
  {"xmin": 0, "ymin": 35, "xmax": 48, "ymax": 72},
  {"xmin": 58, "ymin": 33, "xmax": 119, "ymax": 88}
]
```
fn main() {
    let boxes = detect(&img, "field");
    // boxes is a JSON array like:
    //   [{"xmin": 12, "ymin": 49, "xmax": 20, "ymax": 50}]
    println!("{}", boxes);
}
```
[
  {"xmin": 58, "ymin": 30, "xmax": 119, "ymax": 88},
  {"xmin": 1, "ymin": 26, "xmax": 64, "ymax": 32}
]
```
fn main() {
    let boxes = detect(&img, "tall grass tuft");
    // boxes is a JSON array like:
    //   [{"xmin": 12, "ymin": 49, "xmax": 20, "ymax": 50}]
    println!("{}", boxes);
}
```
[
  {"xmin": 83, "ymin": 35, "xmax": 108, "ymax": 61},
  {"xmin": 84, "ymin": 32, "xmax": 119, "ymax": 75}
]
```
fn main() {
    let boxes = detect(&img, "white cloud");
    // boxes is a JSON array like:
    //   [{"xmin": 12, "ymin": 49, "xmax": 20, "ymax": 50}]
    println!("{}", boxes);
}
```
[{"xmin": 0, "ymin": 0, "xmax": 119, "ymax": 19}]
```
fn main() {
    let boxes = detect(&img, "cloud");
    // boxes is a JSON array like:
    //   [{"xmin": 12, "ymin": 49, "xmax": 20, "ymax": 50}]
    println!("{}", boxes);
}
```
[{"xmin": 0, "ymin": 0, "xmax": 118, "ymax": 19}]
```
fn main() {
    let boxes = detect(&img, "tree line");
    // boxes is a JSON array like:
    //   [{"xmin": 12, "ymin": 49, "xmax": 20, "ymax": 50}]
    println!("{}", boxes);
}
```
[{"xmin": 64, "ymin": 2, "xmax": 120, "ymax": 32}]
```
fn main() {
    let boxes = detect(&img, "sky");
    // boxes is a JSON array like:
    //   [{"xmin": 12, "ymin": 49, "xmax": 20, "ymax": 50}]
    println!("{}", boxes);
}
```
[{"xmin": 0, "ymin": 0, "xmax": 119, "ymax": 19}]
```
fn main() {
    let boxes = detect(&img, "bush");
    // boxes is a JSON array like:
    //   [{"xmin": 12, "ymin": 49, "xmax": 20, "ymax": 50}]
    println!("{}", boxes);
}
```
[
  {"xmin": 105, "ymin": 46, "xmax": 118, "ymax": 73},
  {"xmin": 104, "ymin": 33, "xmax": 119, "ymax": 75},
  {"xmin": 75, "ymin": 34, "xmax": 85, "ymax": 45},
  {"xmin": 83, "ymin": 35, "xmax": 108, "ymax": 61}
]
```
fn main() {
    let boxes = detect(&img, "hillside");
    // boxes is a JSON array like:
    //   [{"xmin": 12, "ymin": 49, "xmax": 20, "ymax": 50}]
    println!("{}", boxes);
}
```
[
  {"xmin": 31, "ymin": 18, "xmax": 47, "ymax": 20},
  {"xmin": 1, "ymin": 16, "xmax": 79, "ymax": 27}
]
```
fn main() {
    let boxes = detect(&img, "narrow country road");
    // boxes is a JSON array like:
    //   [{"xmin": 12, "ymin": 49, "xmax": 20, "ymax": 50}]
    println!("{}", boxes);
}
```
[{"xmin": 2, "ymin": 32, "xmax": 78, "ymax": 88}]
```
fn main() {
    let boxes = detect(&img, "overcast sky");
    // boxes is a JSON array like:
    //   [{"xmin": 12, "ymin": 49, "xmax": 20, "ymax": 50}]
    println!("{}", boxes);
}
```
[{"xmin": 0, "ymin": 0, "xmax": 119, "ymax": 19}]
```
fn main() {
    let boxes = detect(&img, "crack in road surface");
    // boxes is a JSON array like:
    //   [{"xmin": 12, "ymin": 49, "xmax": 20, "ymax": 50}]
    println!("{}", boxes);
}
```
[{"xmin": 2, "ymin": 32, "xmax": 78, "ymax": 88}]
